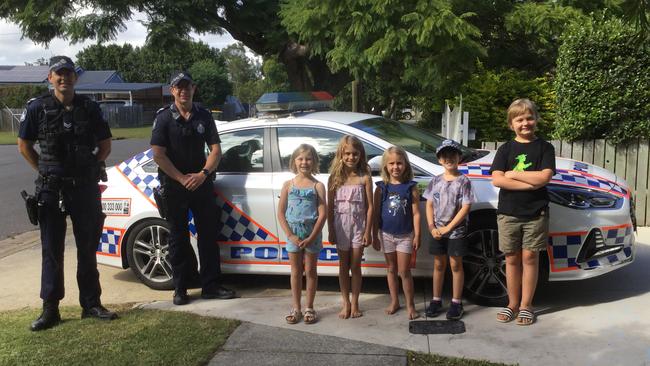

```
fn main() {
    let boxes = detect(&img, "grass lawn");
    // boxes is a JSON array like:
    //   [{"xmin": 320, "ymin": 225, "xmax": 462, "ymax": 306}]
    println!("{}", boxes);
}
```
[
  {"xmin": 0, "ymin": 304, "xmax": 239, "ymax": 366},
  {"xmin": 0, "ymin": 126, "xmax": 152, "ymax": 145},
  {"xmin": 408, "ymin": 351, "xmax": 515, "ymax": 366}
]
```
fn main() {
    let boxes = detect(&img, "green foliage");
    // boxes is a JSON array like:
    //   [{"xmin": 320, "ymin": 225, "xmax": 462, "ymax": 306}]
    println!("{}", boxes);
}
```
[
  {"xmin": 0, "ymin": 85, "xmax": 48, "ymax": 108},
  {"xmin": 189, "ymin": 60, "xmax": 232, "ymax": 108},
  {"xmin": 280, "ymin": 0, "xmax": 484, "ymax": 102},
  {"xmin": 76, "ymin": 41, "xmax": 227, "ymax": 84},
  {"xmin": 555, "ymin": 17, "xmax": 650, "ymax": 143},
  {"xmin": 458, "ymin": 63, "xmax": 555, "ymax": 142}
]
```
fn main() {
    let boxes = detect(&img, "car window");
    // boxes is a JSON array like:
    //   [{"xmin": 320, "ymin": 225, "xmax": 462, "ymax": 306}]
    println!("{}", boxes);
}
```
[
  {"xmin": 351, "ymin": 117, "xmax": 488, "ymax": 163},
  {"xmin": 217, "ymin": 128, "xmax": 264, "ymax": 173},
  {"xmin": 277, "ymin": 127, "xmax": 383, "ymax": 174}
]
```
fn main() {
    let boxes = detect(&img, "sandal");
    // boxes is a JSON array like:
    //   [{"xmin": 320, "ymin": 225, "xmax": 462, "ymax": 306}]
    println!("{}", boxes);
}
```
[
  {"xmin": 286, "ymin": 309, "xmax": 301, "ymax": 324},
  {"xmin": 303, "ymin": 308, "xmax": 317, "ymax": 324},
  {"xmin": 496, "ymin": 307, "xmax": 517, "ymax": 323},
  {"xmin": 516, "ymin": 309, "xmax": 536, "ymax": 326}
]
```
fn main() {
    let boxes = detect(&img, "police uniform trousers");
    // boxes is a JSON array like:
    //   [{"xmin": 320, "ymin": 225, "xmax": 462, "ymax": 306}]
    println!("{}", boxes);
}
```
[
  {"xmin": 37, "ymin": 182, "xmax": 104, "ymax": 308},
  {"xmin": 165, "ymin": 180, "xmax": 222, "ymax": 291}
]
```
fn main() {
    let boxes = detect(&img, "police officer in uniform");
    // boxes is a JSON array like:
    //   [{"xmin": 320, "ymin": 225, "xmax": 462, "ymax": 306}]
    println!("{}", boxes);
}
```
[
  {"xmin": 151, "ymin": 72, "xmax": 235, "ymax": 305},
  {"xmin": 17, "ymin": 56, "xmax": 117, "ymax": 331}
]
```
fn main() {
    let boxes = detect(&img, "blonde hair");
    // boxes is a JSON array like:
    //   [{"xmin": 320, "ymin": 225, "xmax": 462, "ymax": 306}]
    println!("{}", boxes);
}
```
[
  {"xmin": 507, "ymin": 98, "xmax": 539, "ymax": 125},
  {"xmin": 290, "ymin": 144, "xmax": 320, "ymax": 175},
  {"xmin": 380, "ymin": 146, "xmax": 413, "ymax": 183},
  {"xmin": 328, "ymin": 135, "xmax": 370, "ymax": 192}
]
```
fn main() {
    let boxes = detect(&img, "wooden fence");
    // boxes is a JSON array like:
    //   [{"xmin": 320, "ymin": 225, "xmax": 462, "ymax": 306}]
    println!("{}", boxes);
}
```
[{"xmin": 482, "ymin": 140, "xmax": 650, "ymax": 226}]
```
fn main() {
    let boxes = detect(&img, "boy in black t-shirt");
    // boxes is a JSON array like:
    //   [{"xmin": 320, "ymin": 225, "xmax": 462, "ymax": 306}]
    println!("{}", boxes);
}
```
[{"xmin": 489, "ymin": 99, "xmax": 555, "ymax": 326}]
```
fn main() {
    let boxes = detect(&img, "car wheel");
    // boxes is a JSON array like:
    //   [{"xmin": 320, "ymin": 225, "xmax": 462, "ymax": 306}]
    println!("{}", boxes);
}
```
[
  {"xmin": 126, "ymin": 218, "xmax": 174, "ymax": 290},
  {"xmin": 463, "ymin": 212, "xmax": 508, "ymax": 307},
  {"xmin": 402, "ymin": 112, "xmax": 412, "ymax": 120}
]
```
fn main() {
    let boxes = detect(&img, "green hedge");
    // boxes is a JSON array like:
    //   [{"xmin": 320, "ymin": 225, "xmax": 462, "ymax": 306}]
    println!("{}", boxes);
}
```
[
  {"xmin": 555, "ymin": 18, "xmax": 650, "ymax": 143},
  {"xmin": 457, "ymin": 63, "xmax": 555, "ymax": 142},
  {"xmin": 0, "ymin": 85, "xmax": 48, "ymax": 108}
]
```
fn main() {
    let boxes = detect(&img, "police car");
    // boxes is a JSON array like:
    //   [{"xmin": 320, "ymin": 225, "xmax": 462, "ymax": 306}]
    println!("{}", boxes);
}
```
[{"xmin": 96, "ymin": 92, "xmax": 636, "ymax": 305}]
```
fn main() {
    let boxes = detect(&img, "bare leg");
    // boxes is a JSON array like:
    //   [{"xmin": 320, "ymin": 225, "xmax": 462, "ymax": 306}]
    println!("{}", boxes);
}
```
[
  {"xmin": 519, "ymin": 249, "xmax": 539, "ymax": 324},
  {"xmin": 449, "ymin": 256, "xmax": 464, "ymax": 300},
  {"xmin": 398, "ymin": 251, "xmax": 419, "ymax": 320},
  {"xmin": 350, "ymin": 247, "xmax": 364, "ymax": 317},
  {"xmin": 384, "ymin": 252, "xmax": 400, "ymax": 314},
  {"xmin": 497, "ymin": 251, "xmax": 522, "ymax": 321},
  {"xmin": 432, "ymin": 255, "xmax": 447, "ymax": 299},
  {"xmin": 289, "ymin": 252, "xmax": 304, "ymax": 313},
  {"xmin": 304, "ymin": 252, "xmax": 318, "ymax": 310},
  {"xmin": 337, "ymin": 249, "xmax": 351, "ymax": 319}
]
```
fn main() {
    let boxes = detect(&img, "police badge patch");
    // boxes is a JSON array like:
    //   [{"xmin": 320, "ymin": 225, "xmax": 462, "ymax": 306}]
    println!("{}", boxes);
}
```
[
  {"xmin": 19, "ymin": 109, "xmax": 26, "ymax": 123},
  {"xmin": 197, "ymin": 123, "xmax": 205, "ymax": 134}
]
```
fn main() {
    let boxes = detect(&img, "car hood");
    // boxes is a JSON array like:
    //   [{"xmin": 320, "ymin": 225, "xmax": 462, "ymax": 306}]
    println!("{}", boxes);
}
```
[{"xmin": 461, "ymin": 151, "xmax": 630, "ymax": 196}]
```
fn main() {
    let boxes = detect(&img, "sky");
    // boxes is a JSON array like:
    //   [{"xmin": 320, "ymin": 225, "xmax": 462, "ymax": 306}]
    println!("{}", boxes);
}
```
[{"xmin": 0, "ymin": 16, "xmax": 237, "ymax": 66}]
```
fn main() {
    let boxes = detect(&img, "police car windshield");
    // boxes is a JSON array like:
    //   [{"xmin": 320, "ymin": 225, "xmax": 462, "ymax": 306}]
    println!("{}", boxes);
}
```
[{"xmin": 350, "ymin": 117, "xmax": 486, "ymax": 164}]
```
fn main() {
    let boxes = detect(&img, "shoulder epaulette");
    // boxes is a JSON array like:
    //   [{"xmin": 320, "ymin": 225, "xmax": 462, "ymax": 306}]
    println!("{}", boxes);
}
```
[{"xmin": 156, "ymin": 105, "xmax": 171, "ymax": 115}]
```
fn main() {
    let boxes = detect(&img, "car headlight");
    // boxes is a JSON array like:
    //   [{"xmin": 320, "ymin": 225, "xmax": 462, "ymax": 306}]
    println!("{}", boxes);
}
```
[{"xmin": 548, "ymin": 185, "xmax": 621, "ymax": 209}]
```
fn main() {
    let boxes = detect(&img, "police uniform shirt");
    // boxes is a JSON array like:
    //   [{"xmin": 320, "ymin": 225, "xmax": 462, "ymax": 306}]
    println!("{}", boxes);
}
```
[
  {"xmin": 18, "ymin": 94, "xmax": 112, "ymax": 143},
  {"xmin": 150, "ymin": 103, "xmax": 220, "ymax": 176}
]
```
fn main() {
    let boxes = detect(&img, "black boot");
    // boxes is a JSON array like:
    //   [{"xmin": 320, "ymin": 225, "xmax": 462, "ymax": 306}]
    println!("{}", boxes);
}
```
[
  {"xmin": 81, "ymin": 304, "xmax": 118, "ymax": 320},
  {"xmin": 30, "ymin": 301, "xmax": 61, "ymax": 331}
]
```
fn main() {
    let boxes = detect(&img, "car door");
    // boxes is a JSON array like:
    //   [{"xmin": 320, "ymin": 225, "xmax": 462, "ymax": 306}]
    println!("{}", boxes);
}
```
[
  {"xmin": 271, "ymin": 125, "xmax": 386, "ymax": 275},
  {"xmin": 214, "ymin": 127, "xmax": 282, "ymax": 270}
]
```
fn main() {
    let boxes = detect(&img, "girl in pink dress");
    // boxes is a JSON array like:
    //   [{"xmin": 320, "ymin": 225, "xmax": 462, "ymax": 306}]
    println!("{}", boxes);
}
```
[{"xmin": 327, "ymin": 136, "xmax": 374, "ymax": 319}]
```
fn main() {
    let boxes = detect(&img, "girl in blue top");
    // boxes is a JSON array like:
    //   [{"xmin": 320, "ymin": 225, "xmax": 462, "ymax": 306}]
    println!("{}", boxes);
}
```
[
  {"xmin": 278, "ymin": 144, "xmax": 327, "ymax": 325},
  {"xmin": 372, "ymin": 146, "xmax": 421, "ymax": 320}
]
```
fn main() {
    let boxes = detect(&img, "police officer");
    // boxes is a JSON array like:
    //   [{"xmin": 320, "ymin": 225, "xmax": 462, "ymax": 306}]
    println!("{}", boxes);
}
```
[
  {"xmin": 151, "ymin": 71, "xmax": 235, "ymax": 305},
  {"xmin": 17, "ymin": 56, "xmax": 117, "ymax": 331}
]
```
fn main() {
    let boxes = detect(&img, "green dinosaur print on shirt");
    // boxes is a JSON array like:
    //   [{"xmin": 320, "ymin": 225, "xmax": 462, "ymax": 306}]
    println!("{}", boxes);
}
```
[{"xmin": 513, "ymin": 154, "xmax": 532, "ymax": 171}]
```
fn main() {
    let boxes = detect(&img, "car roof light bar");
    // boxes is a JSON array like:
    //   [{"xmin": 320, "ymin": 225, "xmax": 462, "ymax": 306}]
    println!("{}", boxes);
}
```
[{"xmin": 255, "ymin": 92, "xmax": 334, "ymax": 114}]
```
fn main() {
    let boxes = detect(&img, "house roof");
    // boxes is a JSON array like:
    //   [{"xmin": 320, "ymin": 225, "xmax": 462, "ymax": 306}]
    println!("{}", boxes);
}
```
[
  {"xmin": 77, "ymin": 70, "xmax": 122, "ymax": 84},
  {"xmin": 0, "ymin": 65, "xmax": 49, "ymax": 83},
  {"xmin": 75, "ymin": 83, "xmax": 164, "ymax": 93}
]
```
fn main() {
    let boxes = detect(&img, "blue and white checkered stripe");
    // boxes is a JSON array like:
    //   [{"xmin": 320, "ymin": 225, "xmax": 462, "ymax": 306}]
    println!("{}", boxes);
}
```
[
  {"xmin": 584, "ymin": 226, "xmax": 634, "ymax": 268},
  {"xmin": 548, "ymin": 226, "xmax": 633, "ymax": 271},
  {"xmin": 118, "ymin": 149, "xmax": 160, "ymax": 199},
  {"xmin": 553, "ymin": 169, "xmax": 628, "ymax": 197},
  {"xmin": 216, "ymin": 194, "xmax": 274, "ymax": 242},
  {"xmin": 549, "ymin": 234, "xmax": 584, "ymax": 270},
  {"xmin": 98, "ymin": 228, "xmax": 122, "ymax": 255},
  {"xmin": 458, "ymin": 164, "xmax": 491, "ymax": 177}
]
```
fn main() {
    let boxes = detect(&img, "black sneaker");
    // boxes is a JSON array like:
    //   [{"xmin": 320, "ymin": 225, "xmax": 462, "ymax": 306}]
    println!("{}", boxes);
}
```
[
  {"xmin": 446, "ymin": 302, "xmax": 464, "ymax": 320},
  {"xmin": 173, "ymin": 290, "xmax": 190, "ymax": 305},
  {"xmin": 425, "ymin": 300, "xmax": 443, "ymax": 318}
]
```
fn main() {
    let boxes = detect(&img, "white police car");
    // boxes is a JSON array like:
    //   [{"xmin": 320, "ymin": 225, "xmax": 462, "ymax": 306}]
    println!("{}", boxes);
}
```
[{"xmin": 97, "ymin": 92, "xmax": 635, "ymax": 305}]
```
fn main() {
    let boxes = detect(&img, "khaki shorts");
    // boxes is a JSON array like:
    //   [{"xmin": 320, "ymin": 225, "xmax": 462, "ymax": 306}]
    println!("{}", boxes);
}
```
[{"xmin": 497, "ymin": 212, "xmax": 549, "ymax": 253}]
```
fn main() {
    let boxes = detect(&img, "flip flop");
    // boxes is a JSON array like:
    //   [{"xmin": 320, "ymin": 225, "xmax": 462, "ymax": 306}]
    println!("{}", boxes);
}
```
[
  {"xmin": 516, "ymin": 309, "xmax": 536, "ymax": 326},
  {"xmin": 496, "ymin": 307, "xmax": 517, "ymax": 323}
]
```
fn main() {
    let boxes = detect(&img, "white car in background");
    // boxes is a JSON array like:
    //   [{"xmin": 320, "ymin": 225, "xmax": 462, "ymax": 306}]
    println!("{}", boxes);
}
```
[{"xmin": 96, "ymin": 93, "xmax": 635, "ymax": 305}]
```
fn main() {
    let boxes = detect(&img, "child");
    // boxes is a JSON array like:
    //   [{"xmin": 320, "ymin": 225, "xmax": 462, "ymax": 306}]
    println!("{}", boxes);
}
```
[
  {"xmin": 278, "ymin": 144, "xmax": 327, "ymax": 324},
  {"xmin": 327, "ymin": 135, "xmax": 374, "ymax": 319},
  {"xmin": 372, "ymin": 146, "xmax": 421, "ymax": 320},
  {"xmin": 490, "ymin": 98, "xmax": 555, "ymax": 326},
  {"xmin": 423, "ymin": 139, "xmax": 473, "ymax": 320}
]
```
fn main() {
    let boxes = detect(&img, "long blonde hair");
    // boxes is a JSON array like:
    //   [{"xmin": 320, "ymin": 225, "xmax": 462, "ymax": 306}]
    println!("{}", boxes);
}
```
[
  {"xmin": 290, "ymin": 144, "xmax": 320, "ymax": 175},
  {"xmin": 328, "ymin": 135, "xmax": 370, "ymax": 192},
  {"xmin": 380, "ymin": 146, "xmax": 413, "ymax": 183}
]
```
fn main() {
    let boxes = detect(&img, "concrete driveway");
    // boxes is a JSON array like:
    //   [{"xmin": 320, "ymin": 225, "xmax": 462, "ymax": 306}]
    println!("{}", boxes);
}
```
[{"xmin": 2, "ymin": 227, "xmax": 649, "ymax": 366}]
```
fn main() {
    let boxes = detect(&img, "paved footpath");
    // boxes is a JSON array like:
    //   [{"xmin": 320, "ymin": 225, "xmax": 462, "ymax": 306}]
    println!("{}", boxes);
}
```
[{"xmin": 2, "ymin": 226, "xmax": 650, "ymax": 365}]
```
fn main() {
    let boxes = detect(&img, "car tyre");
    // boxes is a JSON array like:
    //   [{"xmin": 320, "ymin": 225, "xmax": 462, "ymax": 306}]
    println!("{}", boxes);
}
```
[
  {"xmin": 402, "ymin": 112, "xmax": 412, "ymax": 120},
  {"xmin": 126, "ymin": 218, "xmax": 174, "ymax": 290},
  {"xmin": 463, "ymin": 211, "xmax": 508, "ymax": 307}
]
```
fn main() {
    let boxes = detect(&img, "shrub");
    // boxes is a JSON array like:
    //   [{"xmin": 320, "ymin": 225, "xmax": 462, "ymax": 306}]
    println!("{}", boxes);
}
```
[
  {"xmin": 0, "ymin": 85, "xmax": 48, "ymax": 108},
  {"xmin": 554, "ymin": 18, "xmax": 650, "ymax": 143}
]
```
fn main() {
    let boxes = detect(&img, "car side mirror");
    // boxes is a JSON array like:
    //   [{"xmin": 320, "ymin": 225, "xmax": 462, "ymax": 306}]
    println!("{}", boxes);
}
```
[{"xmin": 368, "ymin": 156, "xmax": 382, "ymax": 176}]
